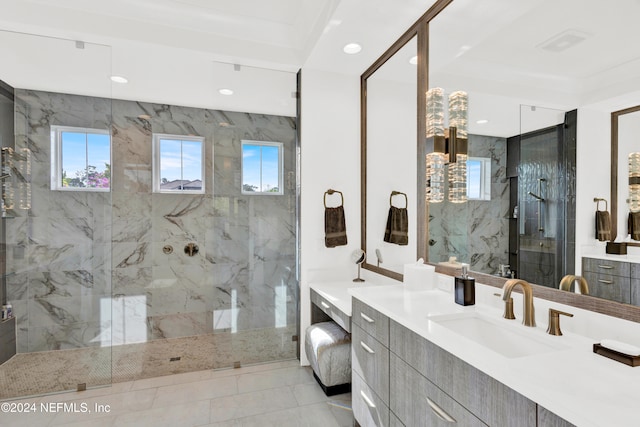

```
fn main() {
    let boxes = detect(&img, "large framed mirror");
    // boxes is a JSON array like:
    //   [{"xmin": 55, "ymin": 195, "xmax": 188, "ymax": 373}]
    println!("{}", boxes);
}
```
[
  {"xmin": 362, "ymin": 0, "xmax": 640, "ymax": 323},
  {"xmin": 612, "ymin": 105, "xmax": 640, "ymax": 246}
]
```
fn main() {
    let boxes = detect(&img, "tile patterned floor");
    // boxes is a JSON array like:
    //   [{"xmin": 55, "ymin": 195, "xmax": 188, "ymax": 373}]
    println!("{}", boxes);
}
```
[
  {"xmin": 0, "ymin": 360, "xmax": 353, "ymax": 427},
  {"xmin": 0, "ymin": 327, "xmax": 297, "ymax": 400}
]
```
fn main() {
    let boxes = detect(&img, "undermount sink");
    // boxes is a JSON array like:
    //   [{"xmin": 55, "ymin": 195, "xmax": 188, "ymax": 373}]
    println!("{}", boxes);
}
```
[{"xmin": 429, "ymin": 312, "xmax": 569, "ymax": 358}]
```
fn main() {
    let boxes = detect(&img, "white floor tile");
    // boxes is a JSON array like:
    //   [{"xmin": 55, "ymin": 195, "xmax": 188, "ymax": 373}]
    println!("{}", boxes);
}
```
[
  {"xmin": 152, "ymin": 375, "xmax": 237, "ymax": 408},
  {"xmin": 236, "ymin": 366, "xmax": 315, "ymax": 394},
  {"xmin": 0, "ymin": 361, "xmax": 351, "ymax": 427},
  {"xmin": 113, "ymin": 399, "xmax": 211, "ymax": 427},
  {"xmin": 209, "ymin": 385, "xmax": 298, "ymax": 423},
  {"xmin": 234, "ymin": 402, "xmax": 342, "ymax": 427}
]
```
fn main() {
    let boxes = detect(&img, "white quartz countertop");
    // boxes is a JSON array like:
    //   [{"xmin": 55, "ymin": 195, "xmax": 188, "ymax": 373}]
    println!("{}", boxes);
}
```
[
  {"xmin": 582, "ymin": 252, "xmax": 640, "ymax": 264},
  {"xmin": 309, "ymin": 280, "xmax": 392, "ymax": 316},
  {"xmin": 348, "ymin": 283, "xmax": 640, "ymax": 427}
]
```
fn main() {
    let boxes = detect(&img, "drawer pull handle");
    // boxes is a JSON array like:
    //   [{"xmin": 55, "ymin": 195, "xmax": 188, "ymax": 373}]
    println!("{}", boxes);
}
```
[
  {"xmin": 360, "ymin": 312, "xmax": 375, "ymax": 323},
  {"xmin": 360, "ymin": 390, "xmax": 376, "ymax": 408},
  {"xmin": 360, "ymin": 341, "xmax": 375, "ymax": 354},
  {"xmin": 320, "ymin": 301, "xmax": 330, "ymax": 309},
  {"xmin": 426, "ymin": 397, "xmax": 456, "ymax": 423},
  {"xmin": 598, "ymin": 279, "xmax": 614, "ymax": 285},
  {"xmin": 597, "ymin": 265, "xmax": 614, "ymax": 270}
]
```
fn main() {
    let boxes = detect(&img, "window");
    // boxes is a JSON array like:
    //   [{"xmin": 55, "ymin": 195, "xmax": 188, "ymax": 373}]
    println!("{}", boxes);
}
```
[
  {"xmin": 241, "ymin": 140, "xmax": 283, "ymax": 195},
  {"xmin": 51, "ymin": 126, "xmax": 111, "ymax": 191},
  {"xmin": 467, "ymin": 157, "xmax": 491, "ymax": 201},
  {"xmin": 153, "ymin": 134, "xmax": 205, "ymax": 194}
]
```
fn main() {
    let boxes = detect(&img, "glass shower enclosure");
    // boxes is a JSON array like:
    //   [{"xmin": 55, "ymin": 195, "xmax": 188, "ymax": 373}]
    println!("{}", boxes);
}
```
[{"xmin": 0, "ymin": 31, "xmax": 300, "ymax": 401}]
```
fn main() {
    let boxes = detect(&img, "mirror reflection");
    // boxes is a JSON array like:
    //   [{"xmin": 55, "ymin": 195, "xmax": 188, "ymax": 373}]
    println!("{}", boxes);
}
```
[
  {"xmin": 616, "ymin": 109, "xmax": 640, "ymax": 240},
  {"xmin": 365, "ymin": 36, "xmax": 417, "ymax": 274},
  {"xmin": 426, "ymin": 0, "xmax": 640, "ymax": 299},
  {"xmin": 364, "ymin": 0, "xmax": 640, "ymax": 309}
]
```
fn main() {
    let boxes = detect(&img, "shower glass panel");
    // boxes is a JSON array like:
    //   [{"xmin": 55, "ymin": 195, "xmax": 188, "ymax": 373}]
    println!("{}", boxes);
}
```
[
  {"xmin": 0, "ymin": 31, "xmax": 113, "ymax": 399},
  {"xmin": 212, "ymin": 64, "xmax": 299, "ymax": 368},
  {"xmin": 0, "ymin": 35, "xmax": 300, "ymax": 402},
  {"xmin": 518, "ymin": 105, "xmax": 570, "ymax": 287}
]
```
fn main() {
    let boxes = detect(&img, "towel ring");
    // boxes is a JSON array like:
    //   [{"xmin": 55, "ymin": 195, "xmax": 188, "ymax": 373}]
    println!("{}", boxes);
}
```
[
  {"xmin": 594, "ymin": 197, "xmax": 608, "ymax": 212},
  {"xmin": 390, "ymin": 191, "xmax": 408, "ymax": 208},
  {"xmin": 324, "ymin": 189, "xmax": 344, "ymax": 208}
]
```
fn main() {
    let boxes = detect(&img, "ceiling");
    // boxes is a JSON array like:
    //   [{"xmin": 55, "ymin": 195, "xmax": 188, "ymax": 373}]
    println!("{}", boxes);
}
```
[
  {"xmin": 428, "ymin": 0, "xmax": 640, "ymax": 136},
  {"xmin": 0, "ymin": 0, "xmax": 439, "ymax": 115},
  {"xmin": 1, "ymin": 0, "xmax": 638, "ymax": 126}
]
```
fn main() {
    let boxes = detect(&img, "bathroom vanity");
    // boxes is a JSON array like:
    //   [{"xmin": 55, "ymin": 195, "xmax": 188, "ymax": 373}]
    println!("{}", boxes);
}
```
[
  {"xmin": 581, "ymin": 255, "xmax": 640, "ymax": 305},
  {"xmin": 309, "ymin": 281, "xmax": 388, "ymax": 333},
  {"xmin": 307, "ymin": 278, "xmax": 640, "ymax": 427}
]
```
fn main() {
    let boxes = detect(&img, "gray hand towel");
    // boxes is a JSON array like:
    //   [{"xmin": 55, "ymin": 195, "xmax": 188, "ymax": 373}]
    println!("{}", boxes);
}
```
[
  {"xmin": 596, "ymin": 210, "xmax": 612, "ymax": 241},
  {"xmin": 325, "ymin": 206, "xmax": 347, "ymax": 247},
  {"xmin": 629, "ymin": 212, "xmax": 640, "ymax": 241}
]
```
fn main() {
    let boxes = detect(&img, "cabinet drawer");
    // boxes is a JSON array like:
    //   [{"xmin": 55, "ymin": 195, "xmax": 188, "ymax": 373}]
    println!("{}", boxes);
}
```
[
  {"xmin": 631, "ymin": 277, "xmax": 640, "ymax": 306},
  {"xmin": 390, "ymin": 355, "xmax": 486, "ymax": 427},
  {"xmin": 310, "ymin": 289, "xmax": 351, "ymax": 332},
  {"xmin": 582, "ymin": 271, "xmax": 630, "ymax": 304},
  {"xmin": 389, "ymin": 320, "xmax": 536, "ymax": 426},
  {"xmin": 352, "ymin": 370, "xmax": 389, "ymax": 427},
  {"xmin": 352, "ymin": 323, "xmax": 389, "ymax": 403},
  {"xmin": 582, "ymin": 257, "xmax": 630, "ymax": 276},
  {"xmin": 352, "ymin": 298, "xmax": 389, "ymax": 346}
]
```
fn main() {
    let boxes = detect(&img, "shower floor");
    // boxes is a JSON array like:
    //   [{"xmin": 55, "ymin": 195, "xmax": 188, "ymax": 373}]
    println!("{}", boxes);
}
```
[{"xmin": 0, "ymin": 327, "xmax": 297, "ymax": 400}]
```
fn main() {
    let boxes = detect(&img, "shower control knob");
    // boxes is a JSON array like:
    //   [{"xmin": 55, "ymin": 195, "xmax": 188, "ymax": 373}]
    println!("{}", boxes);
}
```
[{"xmin": 184, "ymin": 243, "xmax": 199, "ymax": 257}]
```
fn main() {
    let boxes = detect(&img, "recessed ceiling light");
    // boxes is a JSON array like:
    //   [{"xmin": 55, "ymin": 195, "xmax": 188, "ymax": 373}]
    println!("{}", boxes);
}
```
[
  {"xmin": 476, "ymin": 119, "xmax": 489, "ymax": 124},
  {"xmin": 219, "ymin": 88, "xmax": 234, "ymax": 96},
  {"xmin": 343, "ymin": 43, "xmax": 362, "ymax": 54},
  {"xmin": 110, "ymin": 75, "xmax": 128, "ymax": 84},
  {"xmin": 409, "ymin": 56, "xmax": 418, "ymax": 65}
]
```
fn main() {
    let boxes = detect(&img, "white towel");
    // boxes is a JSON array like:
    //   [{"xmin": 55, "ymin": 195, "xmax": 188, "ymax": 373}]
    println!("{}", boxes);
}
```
[{"xmin": 600, "ymin": 339, "xmax": 640, "ymax": 356}]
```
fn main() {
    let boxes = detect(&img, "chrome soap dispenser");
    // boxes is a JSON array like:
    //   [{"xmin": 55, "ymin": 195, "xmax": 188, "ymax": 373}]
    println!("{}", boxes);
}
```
[{"xmin": 455, "ymin": 264, "xmax": 475, "ymax": 306}]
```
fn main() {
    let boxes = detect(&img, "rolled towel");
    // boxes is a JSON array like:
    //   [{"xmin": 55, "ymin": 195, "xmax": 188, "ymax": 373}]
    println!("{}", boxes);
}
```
[
  {"xmin": 383, "ymin": 206, "xmax": 408, "ymax": 245},
  {"xmin": 595, "ymin": 210, "xmax": 611, "ymax": 241},
  {"xmin": 325, "ymin": 206, "xmax": 347, "ymax": 247},
  {"xmin": 629, "ymin": 212, "xmax": 640, "ymax": 241},
  {"xmin": 600, "ymin": 339, "xmax": 640, "ymax": 357}
]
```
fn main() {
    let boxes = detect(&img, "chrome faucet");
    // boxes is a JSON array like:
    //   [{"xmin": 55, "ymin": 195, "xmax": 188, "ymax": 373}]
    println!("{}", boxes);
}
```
[
  {"xmin": 502, "ymin": 279, "xmax": 536, "ymax": 327},
  {"xmin": 558, "ymin": 275, "xmax": 589, "ymax": 295}
]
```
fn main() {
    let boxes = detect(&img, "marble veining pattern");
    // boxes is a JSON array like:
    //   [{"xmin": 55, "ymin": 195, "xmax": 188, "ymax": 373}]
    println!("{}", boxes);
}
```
[
  {"xmin": 5, "ymin": 89, "xmax": 298, "ymax": 390},
  {"xmin": 429, "ymin": 134, "xmax": 509, "ymax": 274}
]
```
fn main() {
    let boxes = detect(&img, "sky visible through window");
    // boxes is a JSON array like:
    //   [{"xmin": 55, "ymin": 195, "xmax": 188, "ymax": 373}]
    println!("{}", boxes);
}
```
[
  {"xmin": 243, "ymin": 144, "xmax": 280, "ymax": 192},
  {"xmin": 160, "ymin": 138, "xmax": 202, "ymax": 182},
  {"xmin": 467, "ymin": 159, "xmax": 481, "ymax": 199},
  {"xmin": 61, "ymin": 131, "xmax": 110, "ymax": 188}
]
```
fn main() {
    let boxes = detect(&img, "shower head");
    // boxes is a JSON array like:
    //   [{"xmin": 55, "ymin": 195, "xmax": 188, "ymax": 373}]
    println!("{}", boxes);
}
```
[{"xmin": 528, "ymin": 191, "xmax": 544, "ymax": 201}]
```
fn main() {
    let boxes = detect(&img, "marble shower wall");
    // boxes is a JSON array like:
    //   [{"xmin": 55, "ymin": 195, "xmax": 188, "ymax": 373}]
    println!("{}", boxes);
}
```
[
  {"xmin": 429, "ymin": 134, "xmax": 509, "ymax": 274},
  {"xmin": 6, "ymin": 90, "xmax": 297, "ymax": 359}
]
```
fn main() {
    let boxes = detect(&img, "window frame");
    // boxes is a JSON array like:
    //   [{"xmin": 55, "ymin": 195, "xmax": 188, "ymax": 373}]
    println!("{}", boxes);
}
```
[
  {"xmin": 466, "ymin": 156, "xmax": 492, "ymax": 201},
  {"xmin": 241, "ymin": 140, "xmax": 284, "ymax": 195},
  {"xmin": 50, "ymin": 125, "xmax": 112, "ymax": 192},
  {"xmin": 152, "ymin": 133, "xmax": 206, "ymax": 195}
]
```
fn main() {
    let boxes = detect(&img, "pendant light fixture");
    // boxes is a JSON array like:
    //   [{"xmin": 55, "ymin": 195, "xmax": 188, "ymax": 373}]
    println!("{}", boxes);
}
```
[{"xmin": 425, "ymin": 88, "xmax": 468, "ymax": 203}]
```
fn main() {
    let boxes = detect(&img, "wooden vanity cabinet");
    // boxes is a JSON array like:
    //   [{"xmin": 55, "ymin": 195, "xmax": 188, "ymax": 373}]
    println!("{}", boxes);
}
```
[
  {"xmin": 352, "ymin": 298, "xmax": 390, "ymax": 426},
  {"xmin": 390, "ymin": 319, "xmax": 536, "ymax": 426},
  {"xmin": 582, "ymin": 257, "xmax": 632, "ymax": 304},
  {"xmin": 352, "ymin": 299, "xmax": 575, "ymax": 426}
]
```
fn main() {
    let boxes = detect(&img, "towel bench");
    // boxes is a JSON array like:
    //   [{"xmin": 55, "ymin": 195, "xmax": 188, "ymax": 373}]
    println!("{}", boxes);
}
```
[{"xmin": 304, "ymin": 321, "xmax": 351, "ymax": 396}]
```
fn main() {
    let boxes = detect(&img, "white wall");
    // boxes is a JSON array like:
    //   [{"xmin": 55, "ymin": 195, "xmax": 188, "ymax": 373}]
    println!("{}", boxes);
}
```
[
  {"xmin": 366, "ymin": 77, "xmax": 417, "ymax": 272},
  {"xmin": 299, "ymin": 68, "xmax": 361, "ymax": 364},
  {"xmin": 575, "ymin": 108, "xmax": 611, "ymax": 272}
]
